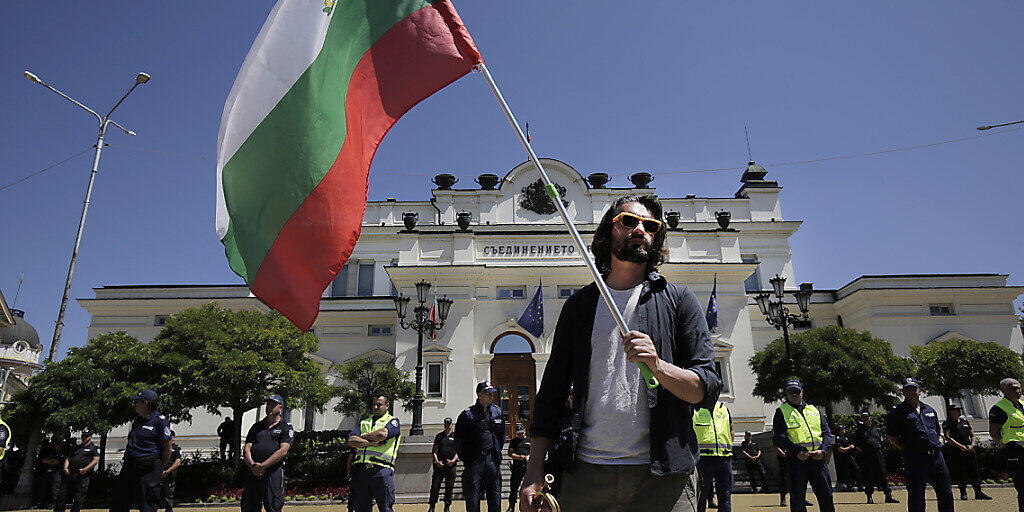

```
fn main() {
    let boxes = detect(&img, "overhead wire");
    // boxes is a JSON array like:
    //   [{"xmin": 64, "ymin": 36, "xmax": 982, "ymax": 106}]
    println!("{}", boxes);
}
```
[{"xmin": 0, "ymin": 147, "xmax": 94, "ymax": 192}]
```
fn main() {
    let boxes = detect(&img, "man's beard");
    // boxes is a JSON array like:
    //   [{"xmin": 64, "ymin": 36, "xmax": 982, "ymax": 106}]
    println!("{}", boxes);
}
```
[{"xmin": 614, "ymin": 235, "xmax": 650, "ymax": 265}]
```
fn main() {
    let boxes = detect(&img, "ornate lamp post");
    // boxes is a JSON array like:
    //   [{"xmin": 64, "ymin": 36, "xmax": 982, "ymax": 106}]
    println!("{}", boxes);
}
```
[
  {"xmin": 754, "ymin": 276, "xmax": 814, "ymax": 376},
  {"xmin": 393, "ymin": 281, "xmax": 453, "ymax": 436}
]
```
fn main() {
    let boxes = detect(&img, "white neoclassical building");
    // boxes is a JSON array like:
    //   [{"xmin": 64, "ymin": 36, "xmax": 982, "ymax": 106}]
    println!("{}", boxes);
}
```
[{"xmin": 78, "ymin": 159, "xmax": 1023, "ymax": 468}]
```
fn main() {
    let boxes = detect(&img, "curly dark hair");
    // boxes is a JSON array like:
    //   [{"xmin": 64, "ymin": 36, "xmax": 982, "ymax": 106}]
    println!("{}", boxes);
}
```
[{"xmin": 590, "ymin": 195, "xmax": 667, "ymax": 276}]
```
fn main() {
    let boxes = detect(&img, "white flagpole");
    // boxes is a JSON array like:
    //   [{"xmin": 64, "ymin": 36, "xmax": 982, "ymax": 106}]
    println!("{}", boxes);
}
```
[{"xmin": 475, "ymin": 62, "xmax": 659, "ymax": 389}]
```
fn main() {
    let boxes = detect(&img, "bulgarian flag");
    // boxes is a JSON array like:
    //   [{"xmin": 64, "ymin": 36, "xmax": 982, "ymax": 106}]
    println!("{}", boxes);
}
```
[{"xmin": 216, "ymin": 0, "xmax": 481, "ymax": 329}]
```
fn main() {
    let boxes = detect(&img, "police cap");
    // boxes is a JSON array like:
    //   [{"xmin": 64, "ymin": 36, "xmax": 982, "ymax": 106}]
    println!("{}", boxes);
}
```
[
  {"xmin": 265, "ymin": 394, "xmax": 285, "ymax": 406},
  {"xmin": 901, "ymin": 377, "xmax": 920, "ymax": 389},
  {"xmin": 132, "ymin": 389, "xmax": 159, "ymax": 403},
  {"xmin": 784, "ymin": 378, "xmax": 803, "ymax": 391}
]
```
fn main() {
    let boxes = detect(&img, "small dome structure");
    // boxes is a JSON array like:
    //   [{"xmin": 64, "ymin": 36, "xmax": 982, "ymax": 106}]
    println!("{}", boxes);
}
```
[{"xmin": 0, "ymin": 310, "xmax": 41, "ymax": 349}]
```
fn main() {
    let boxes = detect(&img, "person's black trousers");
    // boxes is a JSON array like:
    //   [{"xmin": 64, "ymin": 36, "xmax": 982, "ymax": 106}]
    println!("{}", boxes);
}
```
[
  {"xmin": 508, "ymin": 462, "xmax": 527, "ymax": 508},
  {"xmin": 744, "ymin": 459, "xmax": 768, "ymax": 493},
  {"xmin": 161, "ymin": 477, "xmax": 176, "ymax": 512},
  {"xmin": 240, "ymin": 466, "xmax": 285, "ymax": 512},
  {"xmin": 858, "ymin": 448, "xmax": 893, "ymax": 499},
  {"xmin": 776, "ymin": 455, "xmax": 789, "ymax": 499},
  {"xmin": 903, "ymin": 450, "xmax": 953, "ymax": 512},
  {"xmin": 462, "ymin": 453, "xmax": 501, "ymax": 512},
  {"xmin": 788, "ymin": 459, "xmax": 835, "ymax": 512},
  {"xmin": 348, "ymin": 464, "xmax": 394, "ymax": 512},
  {"xmin": 697, "ymin": 456, "xmax": 733, "ymax": 512},
  {"xmin": 54, "ymin": 473, "xmax": 90, "ymax": 512},
  {"xmin": 1012, "ymin": 467, "xmax": 1024, "ymax": 512},
  {"xmin": 428, "ymin": 463, "xmax": 456, "ymax": 506},
  {"xmin": 110, "ymin": 455, "xmax": 163, "ymax": 512},
  {"xmin": 943, "ymin": 446, "xmax": 983, "ymax": 496},
  {"xmin": 834, "ymin": 454, "xmax": 860, "ymax": 490}
]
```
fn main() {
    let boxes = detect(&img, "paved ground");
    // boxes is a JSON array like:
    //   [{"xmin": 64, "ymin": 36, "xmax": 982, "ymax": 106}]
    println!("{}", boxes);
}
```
[{"xmin": 18, "ymin": 487, "xmax": 1018, "ymax": 511}]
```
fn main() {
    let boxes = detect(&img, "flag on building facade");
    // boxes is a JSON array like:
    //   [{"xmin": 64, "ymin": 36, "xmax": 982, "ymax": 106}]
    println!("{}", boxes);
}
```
[
  {"xmin": 428, "ymin": 295, "xmax": 438, "ymax": 340},
  {"xmin": 215, "ymin": 0, "xmax": 482, "ymax": 330},
  {"xmin": 517, "ymin": 284, "xmax": 544, "ymax": 338},
  {"xmin": 706, "ymin": 275, "xmax": 718, "ymax": 332}
]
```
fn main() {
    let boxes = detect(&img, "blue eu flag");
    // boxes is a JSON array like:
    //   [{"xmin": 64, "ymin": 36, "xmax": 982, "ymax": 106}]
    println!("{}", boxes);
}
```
[
  {"xmin": 706, "ymin": 276, "xmax": 718, "ymax": 332},
  {"xmin": 517, "ymin": 285, "xmax": 544, "ymax": 338}
]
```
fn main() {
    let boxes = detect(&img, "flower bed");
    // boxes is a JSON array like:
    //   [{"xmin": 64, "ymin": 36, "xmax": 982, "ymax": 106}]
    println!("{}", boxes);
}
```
[{"xmin": 203, "ymin": 484, "xmax": 349, "ymax": 503}]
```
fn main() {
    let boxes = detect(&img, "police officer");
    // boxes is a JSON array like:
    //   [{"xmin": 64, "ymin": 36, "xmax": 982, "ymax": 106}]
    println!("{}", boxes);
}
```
[
  {"xmin": 111, "ymin": 389, "xmax": 173, "ymax": 512},
  {"xmin": 346, "ymin": 394, "xmax": 400, "ymax": 512},
  {"xmin": 694, "ymin": 400, "xmax": 733, "ymax": 512},
  {"xmin": 943, "ymin": 404, "xmax": 990, "ymax": 501},
  {"xmin": 454, "ymin": 381, "xmax": 504, "ymax": 512},
  {"xmin": 740, "ymin": 431, "xmax": 768, "ymax": 494},
  {"xmin": 37, "ymin": 436, "xmax": 67, "ymax": 508},
  {"xmin": 852, "ymin": 411, "xmax": 897, "ymax": 504},
  {"xmin": 833, "ymin": 425, "xmax": 860, "ymax": 492},
  {"xmin": 429, "ymin": 418, "xmax": 458, "ymax": 512},
  {"xmin": 161, "ymin": 431, "xmax": 182, "ymax": 512},
  {"xmin": 988, "ymin": 377, "xmax": 1024, "ymax": 512},
  {"xmin": 55, "ymin": 431, "xmax": 99, "ymax": 512},
  {"xmin": 885, "ymin": 378, "xmax": 953, "ymax": 512},
  {"xmin": 772, "ymin": 378, "xmax": 835, "ymax": 512},
  {"xmin": 242, "ymin": 395, "xmax": 294, "ymax": 512},
  {"xmin": 217, "ymin": 417, "xmax": 236, "ymax": 461},
  {"xmin": 506, "ymin": 424, "xmax": 530, "ymax": 512}
]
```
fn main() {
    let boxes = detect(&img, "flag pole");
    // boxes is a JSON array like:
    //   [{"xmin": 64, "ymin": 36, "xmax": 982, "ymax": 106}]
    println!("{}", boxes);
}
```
[{"xmin": 475, "ymin": 62, "xmax": 658, "ymax": 389}]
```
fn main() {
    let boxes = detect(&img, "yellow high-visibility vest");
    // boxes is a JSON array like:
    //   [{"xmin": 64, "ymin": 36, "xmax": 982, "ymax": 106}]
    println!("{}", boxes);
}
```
[
  {"xmin": 354, "ymin": 412, "xmax": 401, "ymax": 468},
  {"xmin": 994, "ymin": 398, "xmax": 1024, "ymax": 445},
  {"xmin": 779, "ymin": 402, "xmax": 823, "ymax": 451},
  {"xmin": 693, "ymin": 401, "xmax": 733, "ymax": 457},
  {"xmin": 0, "ymin": 417, "xmax": 9, "ymax": 460}
]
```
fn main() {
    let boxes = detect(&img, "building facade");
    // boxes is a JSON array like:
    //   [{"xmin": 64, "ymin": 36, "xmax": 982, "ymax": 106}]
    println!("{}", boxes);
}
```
[{"xmin": 78, "ymin": 159, "xmax": 1023, "ymax": 472}]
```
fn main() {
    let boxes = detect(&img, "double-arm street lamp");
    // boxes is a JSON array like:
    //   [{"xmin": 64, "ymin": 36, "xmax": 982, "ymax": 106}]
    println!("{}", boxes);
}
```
[
  {"xmin": 23, "ymin": 70, "xmax": 150, "ymax": 363},
  {"xmin": 394, "ymin": 281, "xmax": 453, "ymax": 436},
  {"xmin": 754, "ymin": 275, "xmax": 814, "ymax": 376}
]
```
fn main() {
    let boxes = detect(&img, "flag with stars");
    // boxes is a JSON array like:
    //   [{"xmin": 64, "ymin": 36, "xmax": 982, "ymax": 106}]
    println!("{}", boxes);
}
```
[
  {"xmin": 706, "ymin": 276, "xmax": 718, "ymax": 332},
  {"xmin": 517, "ymin": 285, "xmax": 544, "ymax": 338}
]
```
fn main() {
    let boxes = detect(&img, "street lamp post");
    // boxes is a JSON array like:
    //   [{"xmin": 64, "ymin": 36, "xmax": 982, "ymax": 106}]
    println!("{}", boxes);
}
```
[
  {"xmin": 24, "ymin": 70, "xmax": 150, "ymax": 363},
  {"xmin": 393, "ymin": 281, "xmax": 453, "ymax": 436},
  {"xmin": 754, "ymin": 276, "xmax": 814, "ymax": 376}
]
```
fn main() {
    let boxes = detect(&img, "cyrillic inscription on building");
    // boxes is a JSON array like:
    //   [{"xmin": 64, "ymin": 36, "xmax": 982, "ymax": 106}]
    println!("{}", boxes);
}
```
[{"xmin": 480, "ymin": 244, "xmax": 577, "ymax": 258}]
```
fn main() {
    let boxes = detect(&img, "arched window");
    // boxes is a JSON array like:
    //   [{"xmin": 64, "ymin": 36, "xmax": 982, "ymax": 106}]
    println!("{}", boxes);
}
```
[{"xmin": 490, "ymin": 332, "xmax": 535, "ymax": 354}]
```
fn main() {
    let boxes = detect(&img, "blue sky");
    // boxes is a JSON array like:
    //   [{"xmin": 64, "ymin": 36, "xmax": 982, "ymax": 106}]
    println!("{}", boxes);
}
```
[{"xmin": 2, "ymin": 1, "xmax": 1022, "ymax": 358}]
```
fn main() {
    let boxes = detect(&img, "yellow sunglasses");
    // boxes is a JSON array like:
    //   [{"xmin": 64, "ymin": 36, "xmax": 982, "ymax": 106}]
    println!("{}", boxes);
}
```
[{"xmin": 612, "ymin": 212, "xmax": 663, "ymax": 233}]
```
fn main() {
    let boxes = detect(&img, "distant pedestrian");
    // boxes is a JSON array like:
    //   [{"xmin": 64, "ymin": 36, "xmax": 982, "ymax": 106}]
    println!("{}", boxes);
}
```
[
  {"xmin": 740, "ymin": 431, "xmax": 768, "ymax": 494},
  {"xmin": 428, "ymin": 418, "xmax": 457, "ymax": 512},
  {"xmin": 455, "ymin": 381, "xmax": 504, "ymax": 512},
  {"xmin": 506, "ymin": 424, "xmax": 530, "ymax": 512},
  {"xmin": 988, "ymin": 377, "xmax": 1024, "ymax": 512},
  {"xmin": 55, "ymin": 431, "xmax": 99, "ymax": 512},
  {"xmin": 242, "ymin": 395, "xmax": 294, "ymax": 512},
  {"xmin": 885, "ymin": 377, "xmax": 953, "ymax": 512},
  {"xmin": 942, "ymin": 403, "xmax": 990, "ymax": 501},
  {"xmin": 853, "ymin": 412, "xmax": 897, "ymax": 504},
  {"xmin": 347, "ymin": 394, "xmax": 400, "ymax": 512},
  {"xmin": 161, "ymin": 431, "xmax": 182, "ymax": 512},
  {"xmin": 110, "ymin": 389, "xmax": 172, "ymax": 512},
  {"xmin": 833, "ymin": 426, "xmax": 861, "ymax": 492},
  {"xmin": 217, "ymin": 417, "xmax": 236, "ymax": 461}
]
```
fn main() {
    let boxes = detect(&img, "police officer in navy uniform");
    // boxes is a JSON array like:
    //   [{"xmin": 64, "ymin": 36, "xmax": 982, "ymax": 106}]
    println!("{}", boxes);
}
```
[
  {"xmin": 243, "ymin": 395, "xmax": 293, "ymax": 512},
  {"xmin": 347, "ymin": 394, "xmax": 401, "ymax": 512},
  {"xmin": 428, "ymin": 417, "xmax": 457, "ymax": 512},
  {"xmin": 454, "ymin": 381, "xmax": 505, "ymax": 512},
  {"xmin": 942, "ymin": 404, "xmax": 990, "ymax": 501},
  {"xmin": 885, "ymin": 378, "xmax": 954, "ymax": 512},
  {"xmin": 161, "ymin": 431, "xmax": 182, "ymax": 512},
  {"xmin": 111, "ymin": 390, "xmax": 172, "ymax": 512},
  {"xmin": 506, "ymin": 424, "xmax": 530, "ymax": 512},
  {"xmin": 55, "ymin": 431, "xmax": 100, "ymax": 512}
]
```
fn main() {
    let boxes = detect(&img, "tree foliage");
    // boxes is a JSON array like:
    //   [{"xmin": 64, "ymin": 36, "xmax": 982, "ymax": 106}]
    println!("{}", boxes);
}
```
[
  {"xmin": 910, "ymin": 338, "xmax": 1024, "ymax": 404},
  {"xmin": 333, "ymin": 358, "xmax": 415, "ymax": 420},
  {"xmin": 749, "ymin": 326, "xmax": 913, "ymax": 411}
]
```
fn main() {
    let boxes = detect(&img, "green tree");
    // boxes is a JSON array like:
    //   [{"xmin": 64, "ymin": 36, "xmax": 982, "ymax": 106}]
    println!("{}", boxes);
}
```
[
  {"xmin": 333, "ymin": 358, "xmax": 415, "ymax": 420},
  {"xmin": 910, "ymin": 338, "xmax": 1024, "ymax": 408},
  {"xmin": 151, "ymin": 304, "xmax": 334, "ymax": 463},
  {"xmin": 749, "ymin": 326, "xmax": 914, "ymax": 415}
]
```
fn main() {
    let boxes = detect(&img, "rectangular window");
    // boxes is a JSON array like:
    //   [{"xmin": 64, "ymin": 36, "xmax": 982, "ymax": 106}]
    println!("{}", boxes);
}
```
[
  {"xmin": 952, "ymin": 390, "xmax": 978, "ymax": 417},
  {"xmin": 558, "ymin": 286, "xmax": 582, "ymax": 299},
  {"xmin": 357, "ymin": 263, "xmax": 375, "ymax": 296},
  {"xmin": 714, "ymin": 359, "xmax": 732, "ymax": 395},
  {"xmin": 154, "ymin": 315, "xmax": 167, "ymax": 327},
  {"xmin": 367, "ymin": 325, "xmax": 393, "ymax": 336},
  {"xmin": 331, "ymin": 264, "xmax": 350, "ymax": 297},
  {"xmin": 497, "ymin": 286, "xmax": 526, "ymax": 300},
  {"xmin": 426, "ymin": 363, "xmax": 443, "ymax": 398},
  {"xmin": 742, "ymin": 255, "xmax": 761, "ymax": 292},
  {"xmin": 929, "ymin": 304, "xmax": 955, "ymax": 316}
]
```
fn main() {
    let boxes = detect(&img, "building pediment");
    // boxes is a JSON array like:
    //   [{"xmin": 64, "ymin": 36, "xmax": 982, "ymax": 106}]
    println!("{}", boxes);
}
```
[{"xmin": 928, "ymin": 330, "xmax": 976, "ymax": 344}]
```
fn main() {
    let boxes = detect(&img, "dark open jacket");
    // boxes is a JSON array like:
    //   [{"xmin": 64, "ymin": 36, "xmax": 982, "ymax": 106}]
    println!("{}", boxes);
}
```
[{"xmin": 529, "ymin": 272, "xmax": 722, "ymax": 476}]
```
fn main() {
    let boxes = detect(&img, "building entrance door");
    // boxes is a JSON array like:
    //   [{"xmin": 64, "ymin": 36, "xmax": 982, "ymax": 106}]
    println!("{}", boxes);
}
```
[{"xmin": 490, "ymin": 353, "xmax": 536, "ymax": 441}]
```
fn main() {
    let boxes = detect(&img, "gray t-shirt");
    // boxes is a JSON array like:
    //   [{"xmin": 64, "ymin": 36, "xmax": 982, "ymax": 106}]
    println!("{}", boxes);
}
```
[{"xmin": 578, "ymin": 283, "xmax": 650, "ymax": 464}]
